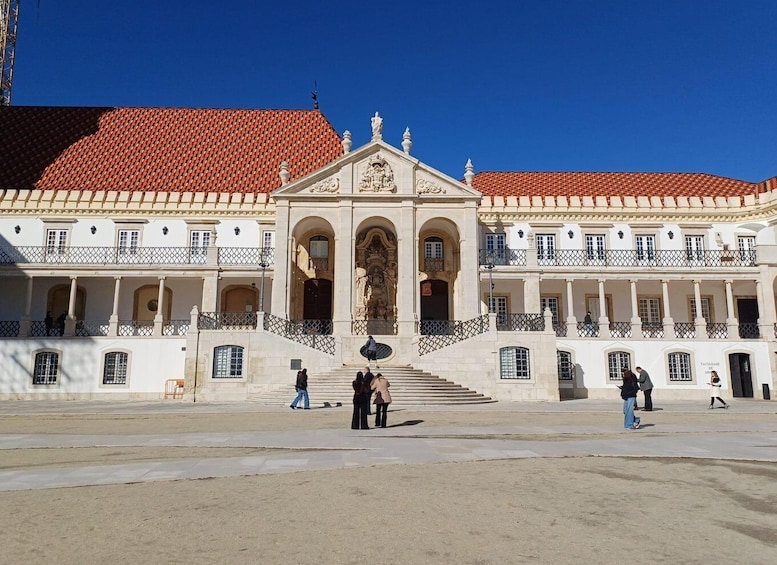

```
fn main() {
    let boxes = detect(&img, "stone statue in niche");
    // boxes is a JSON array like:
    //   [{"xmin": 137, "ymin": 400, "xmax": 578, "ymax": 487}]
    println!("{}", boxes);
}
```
[
  {"xmin": 355, "ymin": 267, "xmax": 369, "ymax": 315},
  {"xmin": 354, "ymin": 228, "xmax": 398, "ymax": 321},
  {"xmin": 359, "ymin": 154, "xmax": 396, "ymax": 193}
]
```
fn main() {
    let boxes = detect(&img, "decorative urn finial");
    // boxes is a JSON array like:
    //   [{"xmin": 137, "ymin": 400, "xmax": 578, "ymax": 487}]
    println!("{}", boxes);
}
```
[
  {"xmin": 342, "ymin": 130, "xmax": 352, "ymax": 154},
  {"xmin": 402, "ymin": 127, "xmax": 412, "ymax": 154},
  {"xmin": 279, "ymin": 161, "xmax": 290, "ymax": 185},
  {"xmin": 464, "ymin": 158, "xmax": 474, "ymax": 186}
]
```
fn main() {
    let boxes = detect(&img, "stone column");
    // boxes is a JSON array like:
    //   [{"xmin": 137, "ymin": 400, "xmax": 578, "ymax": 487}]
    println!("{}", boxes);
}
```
[
  {"xmin": 523, "ymin": 275, "xmax": 541, "ymax": 314},
  {"xmin": 755, "ymin": 277, "xmax": 769, "ymax": 338},
  {"xmin": 661, "ymin": 279, "xmax": 675, "ymax": 338},
  {"xmin": 565, "ymin": 278, "xmax": 576, "ymax": 327},
  {"xmin": 724, "ymin": 279, "xmax": 738, "ymax": 338},
  {"xmin": 201, "ymin": 274, "xmax": 218, "ymax": 313},
  {"xmin": 19, "ymin": 276, "xmax": 33, "ymax": 336},
  {"xmin": 629, "ymin": 279, "xmax": 641, "ymax": 337},
  {"xmin": 153, "ymin": 276, "xmax": 166, "ymax": 336},
  {"xmin": 597, "ymin": 279, "xmax": 611, "ymax": 337},
  {"xmin": 396, "ymin": 201, "xmax": 417, "ymax": 335},
  {"xmin": 271, "ymin": 201, "xmax": 291, "ymax": 318},
  {"xmin": 693, "ymin": 280, "xmax": 706, "ymax": 338},
  {"xmin": 332, "ymin": 204, "xmax": 354, "ymax": 336},
  {"xmin": 758, "ymin": 265, "xmax": 776, "ymax": 334},
  {"xmin": 457, "ymin": 201, "xmax": 481, "ymax": 320},
  {"xmin": 108, "ymin": 276, "xmax": 121, "ymax": 337},
  {"xmin": 64, "ymin": 276, "xmax": 77, "ymax": 336}
]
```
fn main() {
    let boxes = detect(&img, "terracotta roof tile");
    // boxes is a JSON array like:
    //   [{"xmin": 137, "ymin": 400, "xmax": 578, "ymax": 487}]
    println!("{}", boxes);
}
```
[
  {"xmin": 472, "ymin": 171, "xmax": 763, "ymax": 199},
  {"xmin": 0, "ymin": 106, "xmax": 343, "ymax": 193}
]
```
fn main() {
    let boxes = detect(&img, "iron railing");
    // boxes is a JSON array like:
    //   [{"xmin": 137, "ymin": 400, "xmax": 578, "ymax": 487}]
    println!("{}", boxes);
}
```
[
  {"xmin": 674, "ymin": 322, "xmax": 696, "ymax": 339},
  {"xmin": 74, "ymin": 321, "xmax": 110, "ymax": 337},
  {"xmin": 642, "ymin": 323, "xmax": 664, "ymax": 338},
  {"xmin": 739, "ymin": 323, "xmax": 760, "ymax": 339},
  {"xmin": 163, "ymin": 320, "xmax": 191, "ymax": 336},
  {"xmin": 707, "ymin": 323, "xmax": 728, "ymax": 339},
  {"xmin": 478, "ymin": 248, "xmax": 527, "ymax": 266},
  {"xmin": 496, "ymin": 313, "xmax": 545, "ymax": 332},
  {"xmin": 577, "ymin": 322, "xmax": 599, "ymax": 337},
  {"xmin": 118, "ymin": 321, "xmax": 154, "ymax": 336},
  {"xmin": 352, "ymin": 319, "xmax": 398, "ymax": 335},
  {"xmin": 419, "ymin": 315, "xmax": 489, "ymax": 355},
  {"xmin": 309, "ymin": 257, "xmax": 329, "ymax": 271},
  {"xmin": 0, "ymin": 246, "xmax": 276, "ymax": 267},
  {"xmin": 0, "ymin": 320, "xmax": 20, "ymax": 337},
  {"xmin": 263, "ymin": 313, "xmax": 335, "ymax": 355},
  {"xmin": 553, "ymin": 321, "xmax": 567, "ymax": 337},
  {"xmin": 480, "ymin": 248, "xmax": 758, "ymax": 268},
  {"xmin": 423, "ymin": 258, "xmax": 445, "ymax": 272},
  {"xmin": 609, "ymin": 322, "xmax": 632, "ymax": 338},
  {"xmin": 198, "ymin": 312, "xmax": 258, "ymax": 330}
]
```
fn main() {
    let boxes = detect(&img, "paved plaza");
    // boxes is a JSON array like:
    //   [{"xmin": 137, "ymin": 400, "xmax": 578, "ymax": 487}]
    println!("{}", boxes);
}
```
[{"xmin": 2, "ymin": 399, "xmax": 777, "ymax": 564}]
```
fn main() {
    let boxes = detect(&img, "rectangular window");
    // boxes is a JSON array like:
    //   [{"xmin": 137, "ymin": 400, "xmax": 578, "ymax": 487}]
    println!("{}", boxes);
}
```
[
  {"xmin": 635, "ymin": 235, "xmax": 656, "ymax": 264},
  {"xmin": 489, "ymin": 296, "xmax": 508, "ymax": 325},
  {"xmin": 425, "ymin": 240, "xmax": 443, "ymax": 259},
  {"xmin": 668, "ymin": 352, "xmax": 693, "ymax": 381},
  {"xmin": 485, "ymin": 233, "xmax": 506, "ymax": 264},
  {"xmin": 608, "ymin": 351, "xmax": 631, "ymax": 381},
  {"xmin": 536, "ymin": 234, "xmax": 556, "ymax": 265},
  {"xmin": 689, "ymin": 297, "xmax": 712, "ymax": 323},
  {"xmin": 638, "ymin": 298, "xmax": 661, "ymax": 323},
  {"xmin": 33, "ymin": 352, "xmax": 59, "ymax": 385},
  {"xmin": 685, "ymin": 235, "xmax": 705, "ymax": 263},
  {"xmin": 310, "ymin": 239, "xmax": 329, "ymax": 258},
  {"xmin": 500, "ymin": 347, "xmax": 531, "ymax": 379},
  {"xmin": 190, "ymin": 230, "xmax": 211, "ymax": 263},
  {"xmin": 213, "ymin": 346, "xmax": 244, "ymax": 378},
  {"xmin": 585, "ymin": 234, "xmax": 606, "ymax": 264},
  {"xmin": 540, "ymin": 296, "xmax": 560, "ymax": 325},
  {"xmin": 118, "ymin": 230, "xmax": 140, "ymax": 255},
  {"xmin": 262, "ymin": 230, "xmax": 275, "ymax": 250},
  {"xmin": 557, "ymin": 351, "xmax": 573, "ymax": 380},
  {"xmin": 738, "ymin": 236, "xmax": 756, "ymax": 265},
  {"xmin": 103, "ymin": 352, "xmax": 128, "ymax": 384},
  {"xmin": 45, "ymin": 229, "xmax": 68, "ymax": 262}
]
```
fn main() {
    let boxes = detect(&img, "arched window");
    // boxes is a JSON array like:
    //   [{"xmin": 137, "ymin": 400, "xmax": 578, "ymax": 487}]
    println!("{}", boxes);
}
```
[
  {"xmin": 557, "ymin": 351, "xmax": 573, "ymax": 380},
  {"xmin": 500, "ymin": 346, "xmax": 531, "ymax": 379},
  {"xmin": 33, "ymin": 351, "xmax": 59, "ymax": 385},
  {"xmin": 103, "ymin": 352, "xmax": 129, "ymax": 385},
  {"xmin": 310, "ymin": 235, "xmax": 329, "ymax": 270},
  {"xmin": 668, "ymin": 352, "xmax": 693, "ymax": 381},
  {"xmin": 424, "ymin": 237, "xmax": 444, "ymax": 271},
  {"xmin": 213, "ymin": 345, "xmax": 244, "ymax": 378},
  {"xmin": 607, "ymin": 351, "xmax": 631, "ymax": 381}
]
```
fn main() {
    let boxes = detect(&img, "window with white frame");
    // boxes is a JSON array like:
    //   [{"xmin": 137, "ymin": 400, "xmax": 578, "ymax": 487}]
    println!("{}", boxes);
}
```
[
  {"xmin": 33, "ymin": 351, "xmax": 59, "ymax": 385},
  {"xmin": 262, "ymin": 230, "xmax": 275, "ymax": 250},
  {"xmin": 485, "ymin": 233, "xmax": 506, "ymax": 264},
  {"xmin": 213, "ymin": 345, "xmax": 244, "ymax": 378},
  {"xmin": 737, "ymin": 236, "xmax": 756, "ymax": 265},
  {"xmin": 488, "ymin": 296, "xmax": 508, "ymax": 325},
  {"xmin": 557, "ymin": 351, "xmax": 573, "ymax": 380},
  {"xmin": 500, "ymin": 346, "xmax": 531, "ymax": 379},
  {"xmin": 635, "ymin": 234, "xmax": 656, "ymax": 263},
  {"xmin": 103, "ymin": 352, "xmax": 128, "ymax": 385},
  {"xmin": 689, "ymin": 297, "xmax": 712, "ymax": 323},
  {"xmin": 536, "ymin": 234, "xmax": 556, "ymax": 265},
  {"xmin": 668, "ymin": 352, "xmax": 693, "ymax": 381},
  {"xmin": 540, "ymin": 296, "xmax": 560, "ymax": 325},
  {"xmin": 638, "ymin": 297, "xmax": 661, "ymax": 323},
  {"xmin": 46, "ymin": 229, "xmax": 68, "ymax": 259},
  {"xmin": 424, "ymin": 237, "xmax": 444, "ymax": 271},
  {"xmin": 607, "ymin": 351, "xmax": 631, "ymax": 381},
  {"xmin": 685, "ymin": 235, "xmax": 704, "ymax": 263},
  {"xmin": 190, "ymin": 230, "xmax": 212, "ymax": 263},
  {"xmin": 117, "ymin": 229, "xmax": 140, "ymax": 256},
  {"xmin": 585, "ymin": 234, "xmax": 606, "ymax": 263}
]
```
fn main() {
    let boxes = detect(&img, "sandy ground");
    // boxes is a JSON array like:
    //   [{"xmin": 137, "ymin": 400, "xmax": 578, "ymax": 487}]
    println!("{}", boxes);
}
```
[{"xmin": 2, "ymin": 407, "xmax": 777, "ymax": 564}]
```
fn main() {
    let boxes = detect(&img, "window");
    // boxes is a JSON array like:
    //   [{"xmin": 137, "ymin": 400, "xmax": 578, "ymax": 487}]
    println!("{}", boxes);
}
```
[
  {"xmin": 213, "ymin": 345, "xmax": 244, "ymax": 378},
  {"xmin": 557, "ymin": 351, "xmax": 573, "ymax": 381},
  {"xmin": 635, "ymin": 235, "xmax": 656, "ymax": 264},
  {"xmin": 262, "ymin": 230, "xmax": 275, "ymax": 250},
  {"xmin": 540, "ymin": 296, "xmax": 560, "ymax": 325},
  {"xmin": 607, "ymin": 351, "xmax": 631, "ymax": 381},
  {"xmin": 738, "ymin": 236, "xmax": 756, "ymax": 265},
  {"xmin": 689, "ymin": 297, "xmax": 712, "ymax": 323},
  {"xmin": 536, "ymin": 234, "xmax": 556, "ymax": 265},
  {"xmin": 190, "ymin": 230, "xmax": 212, "ymax": 263},
  {"xmin": 118, "ymin": 229, "xmax": 140, "ymax": 259},
  {"xmin": 424, "ymin": 237, "xmax": 444, "ymax": 271},
  {"xmin": 489, "ymin": 296, "xmax": 508, "ymax": 325},
  {"xmin": 638, "ymin": 297, "xmax": 661, "ymax": 323},
  {"xmin": 310, "ymin": 235, "xmax": 329, "ymax": 270},
  {"xmin": 668, "ymin": 352, "xmax": 692, "ymax": 381},
  {"xmin": 485, "ymin": 233, "xmax": 506, "ymax": 264},
  {"xmin": 585, "ymin": 234, "xmax": 606, "ymax": 264},
  {"xmin": 103, "ymin": 352, "xmax": 128, "ymax": 385},
  {"xmin": 685, "ymin": 235, "xmax": 704, "ymax": 263},
  {"xmin": 33, "ymin": 351, "xmax": 59, "ymax": 385},
  {"xmin": 46, "ymin": 229, "xmax": 68, "ymax": 261},
  {"xmin": 500, "ymin": 346, "xmax": 531, "ymax": 379}
]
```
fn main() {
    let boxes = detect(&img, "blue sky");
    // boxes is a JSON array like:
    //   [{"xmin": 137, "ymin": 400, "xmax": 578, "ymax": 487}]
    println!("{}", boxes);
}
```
[{"xmin": 11, "ymin": 0, "xmax": 777, "ymax": 182}]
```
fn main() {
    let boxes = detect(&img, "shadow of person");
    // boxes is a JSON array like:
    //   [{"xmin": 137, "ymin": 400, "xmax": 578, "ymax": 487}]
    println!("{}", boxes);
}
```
[{"xmin": 386, "ymin": 419, "xmax": 424, "ymax": 428}]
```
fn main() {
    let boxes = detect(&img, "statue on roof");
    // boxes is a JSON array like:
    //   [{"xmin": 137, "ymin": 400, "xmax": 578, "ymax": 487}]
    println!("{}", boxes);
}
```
[{"xmin": 371, "ymin": 112, "xmax": 383, "ymax": 140}]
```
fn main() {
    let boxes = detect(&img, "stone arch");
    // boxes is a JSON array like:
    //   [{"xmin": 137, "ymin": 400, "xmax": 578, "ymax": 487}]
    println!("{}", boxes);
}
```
[
  {"xmin": 355, "ymin": 220, "xmax": 398, "ymax": 321},
  {"xmin": 290, "ymin": 216, "xmax": 335, "ymax": 320},
  {"xmin": 47, "ymin": 284, "xmax": 86, "ymax": 322},
  {"xmin": 418, "ymin": 218, "xmax": 462, "ymax": 320},
  {"xmin": 133, "ymin": 285, "xmax": 172, "ymax": 321},
  {"xmin": 221, "ymin": 285, "xmax": 259, "ymax": 313}
]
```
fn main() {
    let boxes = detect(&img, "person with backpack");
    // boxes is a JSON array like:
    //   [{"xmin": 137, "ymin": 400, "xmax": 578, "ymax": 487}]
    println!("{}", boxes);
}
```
[
  {"xmin": 290, "ymin": 368, "xmax": 309, "ymax": 410},
  {"xmin": 618, "ymin": 369, "xmax": 641, "ymax": 430}
]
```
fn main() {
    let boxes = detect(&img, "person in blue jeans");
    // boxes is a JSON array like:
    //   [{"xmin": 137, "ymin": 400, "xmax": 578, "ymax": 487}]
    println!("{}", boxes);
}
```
[
  {"xmin": 290, "ymin": 368, "xmax": 309, "ymax": 409},
  {"xmin": 619, "ymin": 369, "xmax": 641, "ymax": 429}
]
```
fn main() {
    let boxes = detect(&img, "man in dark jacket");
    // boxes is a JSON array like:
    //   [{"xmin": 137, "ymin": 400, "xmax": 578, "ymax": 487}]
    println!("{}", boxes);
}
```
[
  {"xmin": 290, "ymin": 368, "xmax": 310, "ymax": 409},
  {"xmin": 618, "ymin": 369, "xmax": 641, "ymax": 430},
  {"xmin": 363, "ymin": 366, "xmax": 374, "ymax": 415},
  {"xmin": 635, "ymin": 366, "xmax": 654, "ymax": 411}
]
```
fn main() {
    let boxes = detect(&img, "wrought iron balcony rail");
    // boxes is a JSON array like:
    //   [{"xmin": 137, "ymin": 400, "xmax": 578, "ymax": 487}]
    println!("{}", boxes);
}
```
[
  {"xmin": 577, "ymin": 321, "xmax": 599, "ymax": 337},
  {"xmin": 0, "ymin": 246, "xmax": 276, "ymax": 267},
  {"xmin": 707, "ymin": 323, "xmax": 728, "ymax": 339},
  {"xmin": 419, "ymin": 315, "xmax": 489, "ymax": 355},
  {"xmin": 352, "ymin": 319, "xmax": 398, "ymax": 335},
  {"xmin": 198, "ymin": 312, "xmax": 258, "ymax": 330},
  {"xmin": 609, "ymin": 322, "xmax": 632, "ymax": 338},
  {"xmin": 674, "ymin": 322, "xmax": 696, "ymax": 339},
  {"xmin": 739, "ymin": 323, "xmax": 760, "ymax": 339},
  {"xmin": 641, "ymin": 322, "xmax": 664, "ymax": 338},
  {"xmin": 478, "ymin": 248, "xmax": 527, "ymax": 267},
  {"xmin": 479, "ymin": 248, "xmax": 757, "ymax": 268},
  {"xmin": 423, "ymin": 258, "xmax": 445, "ymax": 272},
  {"xmin": 263, "ymin": 313, "xmax": 335, "ymax": 355},
  {"xmin": 496, "ymin": 313, "xmax": 545, "ymax": 332}
]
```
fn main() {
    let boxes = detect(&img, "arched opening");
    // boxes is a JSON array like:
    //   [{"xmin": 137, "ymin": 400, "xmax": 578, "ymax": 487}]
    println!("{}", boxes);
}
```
[
  {"xmin": 221, "ymin": 285, "xmax": 259, "ymax": 313},
  {"xmin": 133, "ymin": 285, "xmax": 173, "ymax": 321},
  {"xmin": 47, "ymin": 285, "xmax": 86, "ymax": 322}
]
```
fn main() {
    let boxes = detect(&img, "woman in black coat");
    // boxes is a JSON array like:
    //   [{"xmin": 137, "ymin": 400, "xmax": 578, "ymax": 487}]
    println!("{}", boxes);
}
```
[
  {"xmin": 619, "ymin": 369, "xmax": 641, "ymax": 430},
  {"xmin": 351, "ymin": 371, "xmax": 369, "ymax": 430}
]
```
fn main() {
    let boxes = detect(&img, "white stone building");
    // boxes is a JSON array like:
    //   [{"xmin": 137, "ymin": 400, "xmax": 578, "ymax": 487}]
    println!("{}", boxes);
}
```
[{"xmin": 1, "ymin": 106, "xmax": 776, "ymax": 403}]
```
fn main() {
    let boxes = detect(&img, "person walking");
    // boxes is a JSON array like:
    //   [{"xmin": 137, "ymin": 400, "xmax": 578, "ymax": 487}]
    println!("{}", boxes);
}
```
[
  {"xmin": 371, "ymin": 372, "xmax": 392, "ymax": 428},
  {"xmin": 363, "ymin": 366, "xmax": 375, "ymax": 416},
  {"xmin": 290, "ymin": 368, "xmax": 310, "ymax": 410},
  {"xmin": 351, "ymin": 371, "xmax": 369, "ymax": 430},
  {"xmin": 635, "ymin": 366, "xmax": 654, "ymax": 411},
  {"xmin": 365, "ymin": 335, "xmax": 378, "ymax": 368},
  {"xmin": 708, "ymin": 370, "xmax": 729, "ymax": 409},
  {"xmin": 618, "ymin": 369, "xmax": 641, "ymax": 429}
]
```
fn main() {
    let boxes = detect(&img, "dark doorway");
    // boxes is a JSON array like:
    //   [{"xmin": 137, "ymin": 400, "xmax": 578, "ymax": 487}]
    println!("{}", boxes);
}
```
[
  {"xmin": 728, "ymin": 353, "xmax": 754, "ymax": 398},
  {"xmin": 303, "ymin": 279, "xmax": 332, "ymax": 321},
  {"xmin": 420, "ymin": 280, "xmax": 449, "ymax": 322},
  {"xmin": 737, "ymin": 298, "xmax": 759, "ymax": 338}
]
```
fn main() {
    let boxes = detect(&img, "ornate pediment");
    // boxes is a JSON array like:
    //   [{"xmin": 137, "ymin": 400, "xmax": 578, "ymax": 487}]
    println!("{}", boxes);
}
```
[
  {"xmin": 359, "ymin": 154, "xmax": 396, "ymax": 193},
  {"xmin": 309, "ymin": 177, "xmax": 339, "ymax": 193}
]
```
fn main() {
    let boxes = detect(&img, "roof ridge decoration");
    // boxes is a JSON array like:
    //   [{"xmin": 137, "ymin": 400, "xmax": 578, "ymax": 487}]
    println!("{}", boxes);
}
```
[
  {"xmin": 359, "ymin": 153, "xmax": 396, "ymax": 193},
  {"xmin": 371, "ymin": 112, "xmax": 383, "ymax": 141}
]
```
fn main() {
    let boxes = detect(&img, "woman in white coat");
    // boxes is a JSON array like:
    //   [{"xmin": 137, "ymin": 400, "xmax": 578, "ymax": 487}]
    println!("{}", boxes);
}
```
[{"xmin": 370, "ymin": 373, "xmax": 392, "ymax": 428}]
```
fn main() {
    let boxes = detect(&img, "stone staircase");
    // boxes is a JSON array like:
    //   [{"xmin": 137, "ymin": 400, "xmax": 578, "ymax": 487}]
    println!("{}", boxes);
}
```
[{"xmin": 249, "ymin": 365, "xmax": 494, "ymax": 406}]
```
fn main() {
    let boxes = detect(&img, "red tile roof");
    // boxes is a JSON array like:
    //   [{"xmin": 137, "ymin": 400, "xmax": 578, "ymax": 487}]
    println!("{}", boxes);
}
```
[
  {"xmin": 0, "ymin": 106, "xmax": 343, "ymax": 193},
  {"xmin": 472, "ymin": 171, "xmax": 767, "ymax": 199}
]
